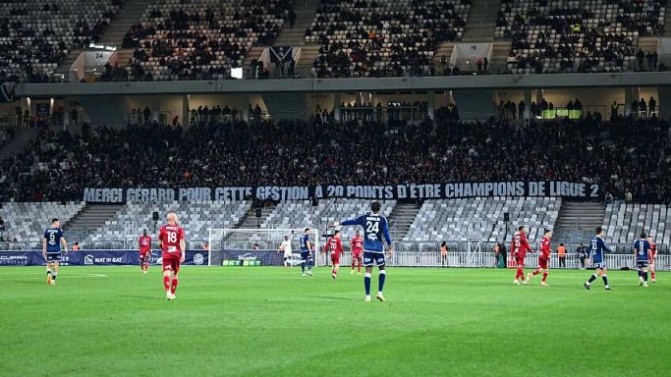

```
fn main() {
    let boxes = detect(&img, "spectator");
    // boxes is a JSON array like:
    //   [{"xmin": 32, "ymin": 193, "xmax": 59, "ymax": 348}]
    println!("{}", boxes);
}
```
[
  {"xmin": 557, "ymin": 243, "xmax": 567, "ymax": 268},
  {"xmin": 576, "ymin": 243, "xmax": 588, "ymax": 270}
]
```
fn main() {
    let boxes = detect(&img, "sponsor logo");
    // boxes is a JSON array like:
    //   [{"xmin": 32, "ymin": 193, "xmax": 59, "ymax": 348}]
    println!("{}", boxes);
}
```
[
  {"xmin": 193, "ymin": 253, "xmax": 205, "ymax": 265},
  {"xmin": 0, "ymin": 255, "xmax": 28, "ymax": 265},
  {"xmin": 84, "ymin": 254, "xmax": 123, "ymax": 265},
  {"xmin": 288, "ymin": 253, "xmax": 303, "ymax": 266}
]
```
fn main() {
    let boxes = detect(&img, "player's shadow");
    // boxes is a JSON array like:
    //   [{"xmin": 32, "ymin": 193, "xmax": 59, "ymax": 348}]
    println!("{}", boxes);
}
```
[
  {"xmin": 10, "ymin": 279, "xmax": 45, "ymax": 285},
  {"xmin": 306, "ymin": 295, "xmax": 352, "ymax": 301}
]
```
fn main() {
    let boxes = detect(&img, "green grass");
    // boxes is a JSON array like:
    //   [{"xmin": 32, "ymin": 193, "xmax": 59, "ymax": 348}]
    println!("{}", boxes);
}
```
[{"xmin": 1, "ymin": 266, "xmax": 670, "ymax": 377}]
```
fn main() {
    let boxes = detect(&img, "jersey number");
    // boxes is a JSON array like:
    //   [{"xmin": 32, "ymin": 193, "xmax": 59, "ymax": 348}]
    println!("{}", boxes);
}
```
[
  {"xmin": 167, "ymin": 231, "xmax": 178, "ymax": 243},
  {"xmin": 49, "ymin": 233, "xmax": 56, "ymax": 245},
  {"xmin": 365, "ymin": 221, "xmax": 379, "ymax": 241}
]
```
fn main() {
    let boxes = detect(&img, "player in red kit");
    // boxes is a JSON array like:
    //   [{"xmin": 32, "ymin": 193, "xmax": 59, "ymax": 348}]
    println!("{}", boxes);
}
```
[
  {"xmin": 648, "ymin": 235, "xmax": 657, "ymax": 283},
  {"xmin": 158, "ymin": 212, "xmax": 186, "ymax": 301},
  {"xmin": 511, "ymin": 226, "xmax": 534, "ymax": 285},
  {"xmin": 324, "ymin": 230, "xmax": 343, "ymax": 280},
  {"xmin": 138, "ymin": 229, "xmax": 152, "ymax": 274},
  {"xmin": 527, "ymin": 229, "xmax": 552, "ymax": 286},
  {"xmin": 350, "ymin": 230, "xmax": 363, "ymax": 275}
]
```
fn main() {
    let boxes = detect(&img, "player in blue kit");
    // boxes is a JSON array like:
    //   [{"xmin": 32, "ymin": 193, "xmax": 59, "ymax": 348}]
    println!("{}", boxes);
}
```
[
  {"xmin": 300, "ymin": 228, "xmax": 314, "ymax": 276},
  {"xmin": 42, "ymin": 218, "xmax": 68, "ymax": 286},
  {"xmin": 633, "ymin": 232, "xmax": 651, "ymax": 287},
  {"xmin": 334, "ymin": 201, "xmax": 394, "ymax": 302},
  {"xmin": 584, "ymin": 226, "xmax": 611, "ymax": 291}
]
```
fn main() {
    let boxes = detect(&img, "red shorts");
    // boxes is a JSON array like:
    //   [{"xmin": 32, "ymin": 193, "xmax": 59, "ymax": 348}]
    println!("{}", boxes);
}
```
[
  {"xmin": 515, "ymin": 256, "xmax": 525, "ymax": 267},
  {"xmin": 538, "ymin": 258, "xmax": 548, "ymax": 269},
  {"xmin": 352, "ymin": 252, "xmax": 362, "ymax": 259},
  {"xmin": 331, "ymin": 255, "xmax": 341, "ymax": 265},
  {"xmin": 139, "ymin": 250, "xmax": 150, "ymax": 260},
  {"xmin": 162, "ymin": 253, "xmax": 182, "ymax": 274}
]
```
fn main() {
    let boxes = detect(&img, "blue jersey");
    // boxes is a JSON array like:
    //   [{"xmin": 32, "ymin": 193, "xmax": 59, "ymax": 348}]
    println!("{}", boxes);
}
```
[
  {"xmin": 44, "ymin": 227, "xmax": 64, "ymax": 253},
  {"xmin": 589, "ymin": 236, "xmax": 610, "ymax": 263},
  {"xmin": 300, "ymin": 234, "xmax": 311, "ymax": 252},
  {"xmin": 341, "ymin": 212, "xmax": 392, "ymax": 253},
  {"xmin": 633, "ymin": 239, "xmax": 650, "ymax": 261}
]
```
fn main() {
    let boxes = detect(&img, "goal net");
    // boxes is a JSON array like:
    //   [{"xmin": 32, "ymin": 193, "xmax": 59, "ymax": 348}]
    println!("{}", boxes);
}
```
[{"xmin": 207, "ymin": 228, "xmax": 321, "ymax": 267}]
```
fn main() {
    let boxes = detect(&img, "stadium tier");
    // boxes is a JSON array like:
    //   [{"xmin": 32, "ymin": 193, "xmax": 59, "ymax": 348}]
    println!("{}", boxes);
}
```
[
  {"xmin": 497, "ymin": 0, "xmax": 665, "ymax": 74},
  {"xmin": 306, "ymin": 0, "xmax": 470, "ymax": 78},
  {"xmin": 123, "ymin": 0, "xmax": 291, "ymax": 81},
  {"xmin": 0, "ymin": 201, "xmax": 84, "ymax": 243},
  {"xmin": 4, "ymin": 198, "xmax": 671, "ymax": 251},
  {"xmin": 85, "ymin": 200, "xmax": 251, "ymax": 247},
  {"xmin": 406, "ymin": 197, "xmax": 560, "ymax": 244},
  {"xmin": 603, "ymin": 201, "xmax": 670, "ymax": 246},
  {"xmin": 0, "ymin": 0, "xmax": 121, "ymax": 82}
]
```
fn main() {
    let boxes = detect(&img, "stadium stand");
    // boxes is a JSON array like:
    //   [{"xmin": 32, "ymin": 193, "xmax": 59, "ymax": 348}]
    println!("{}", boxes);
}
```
[
  {"xmin": 405, "ymin": 197, "xmax": 560, "ymax": 244},
  {"xmin": 305, "ymin": 0, "xmax": 470, "ymax": 78},
  {"xmin": 121, "ymin": 0, "xmax": 292, "ymax": 81},
  {"xmin": 264, "ymin": 199, "xmax": 394, "ymax": 236},
  {"xmin": 496, "ymin": 0, "xmax": 665, "ymax": 73},
  {"xmin": 603, "ymin": 201, "xmax": 670, "ymax": 246},
  {"xmin": 85, "ymin": 200, "xmax": 251, "ymax": 247},
  {"xmin": 1, "ymin": 114, "xmax": 670, "ymax": 204},
  {"xmin": 0, "ymin": 201, "xmax": 84, "ymax": 243},
  {"xmin": 0, "ymin": 0, "xmax": 122, "ymax": 82}
]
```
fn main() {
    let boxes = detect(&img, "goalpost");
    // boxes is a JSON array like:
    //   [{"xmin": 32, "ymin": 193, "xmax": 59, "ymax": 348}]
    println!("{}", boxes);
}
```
[{"xmin": 207, "ymin": 228, "xmax": 321, "ymax": 267}]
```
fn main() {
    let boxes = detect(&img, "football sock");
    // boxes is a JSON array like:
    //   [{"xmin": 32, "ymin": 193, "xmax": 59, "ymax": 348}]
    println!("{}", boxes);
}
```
[
  {"xmin": 602, "ymin": 275, "xmax": 609, "ymax": 286},
  {"xmin": 532, "ymin": 269, "xmax": 540, "ymax": 276},
  {"xmin": 638, "ymin": 270, "xmax": 642, "ymax": 279},
  {"xmin": 378, "ymin": 270, "xmax": 386, "ymax": 293},
  {"xmin": 588, "ymin": 274, "xmax": 597, "ymax": 284},
  {"xmin": 163, "ymin": 276, "xmax": 170, "ymax": 291},
  {"xmin": 46, "ymin": 269, "xmax": 51, "ymax": 276},
  {"xmin": 52, "ymin": 272, "xmax": 57, "ymax": 281},
  {"xmin": 364, "ymin": 273, "xmax": 371, "ymax": 296},
  {"xmin": 171, "ymin": 278, "xmax": 178, "ymax": 294},
  {"xmin": 643, "ymin": 272, "xmax": 648, "ymax": 282},
  {"xmin": 516, "ymin": 268, "xmax": 524, "ymax": 279},
  {"xmin": 651, "ymin": 271, "xmax": 656, "ymax": 280},
  {"xmin": 301, "ymin": 262, "xmax": 305, "ymax": 272},
  {"xmin": 542, "ymin": 272, "xmax": 548, "ymax": 282}
]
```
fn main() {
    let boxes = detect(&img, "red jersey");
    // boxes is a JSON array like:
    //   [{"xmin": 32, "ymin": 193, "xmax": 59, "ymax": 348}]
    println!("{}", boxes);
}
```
[
  {"xmin": 351, "ymin": 236, "xmax": 363, "ymax": 255},
  {"xmin": 539, "ymin": 236, "xmax": 551, "ymax": 260},
  {"xmin": 326, "ymin": 237, "xmax": 343, "ymax": 257},
  {"xmin": 159, "ymin": 224, "xmax": 185, "ymax": 256},
  {"xmin": 649, "ymin": 241, "xmax": 657, "ymax": 261},
  {"xmin": 138, "ymin": 235, "xmax": 152, "ymax": 254},
  {"xmin": 511, "ymin": 231, "xmax": 532, "ymax": 257}
]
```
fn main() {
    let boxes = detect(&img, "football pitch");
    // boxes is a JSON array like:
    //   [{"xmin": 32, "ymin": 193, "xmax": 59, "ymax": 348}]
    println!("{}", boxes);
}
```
[{"xmin": 1, "ymin": 266, "xmax": 669, "ymax": 377}]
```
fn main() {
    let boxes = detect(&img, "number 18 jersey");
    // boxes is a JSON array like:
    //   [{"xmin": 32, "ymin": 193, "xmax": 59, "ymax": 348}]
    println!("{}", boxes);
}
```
[{"xmin": 159, "ymin": 224, "xmax": 185, "ymax": 257}]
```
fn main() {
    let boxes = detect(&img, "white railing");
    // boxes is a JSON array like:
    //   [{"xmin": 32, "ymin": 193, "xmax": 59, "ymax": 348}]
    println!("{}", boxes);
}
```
[{"xmin": 321, "ymin": 252, "xmax": 671, "ymax": 270}]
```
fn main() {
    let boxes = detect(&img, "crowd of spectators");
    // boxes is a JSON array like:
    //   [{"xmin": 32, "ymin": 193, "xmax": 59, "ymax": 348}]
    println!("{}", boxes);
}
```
[
  {"xmin": 115, "ymin": 0, "xmax": 292, "ymax": 81},
  {"xmin": 0, "ymin": 0, "xmax": 121, "ymax": 83},
  {"xmin": 306, "ymin": 0, "xmax": 470, "ymax": 78},
  {"xmin": 1, "ymin": 107, "xmax": 670, "ymax": 204},
  {"xmin": 498, "ymin": 0, "xmax": 665, "ymax": 74}
]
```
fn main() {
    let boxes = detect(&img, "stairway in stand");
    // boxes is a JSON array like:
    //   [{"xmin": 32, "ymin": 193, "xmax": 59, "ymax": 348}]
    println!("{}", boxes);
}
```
[
  {"xmin": 461, "ymin": 0, "xmax": 498, "ymax": 42},
  {"xmin": 0, "ymin": 127, "xmax": 40, "ymax": 160},
  {"xmin": 99, "ymin": 0, "xmax": 153, "ymax": 47},
  {"xmin": 553, "ymin": 201, "xmax": 606, "ymax": 245},
  {"xmin": 62, "ymin": 204, "xmax": 125, "ymax": 245},
  {"xmin": 388, "ymin": 202, "xmax": 422, "ymax": 241}
]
